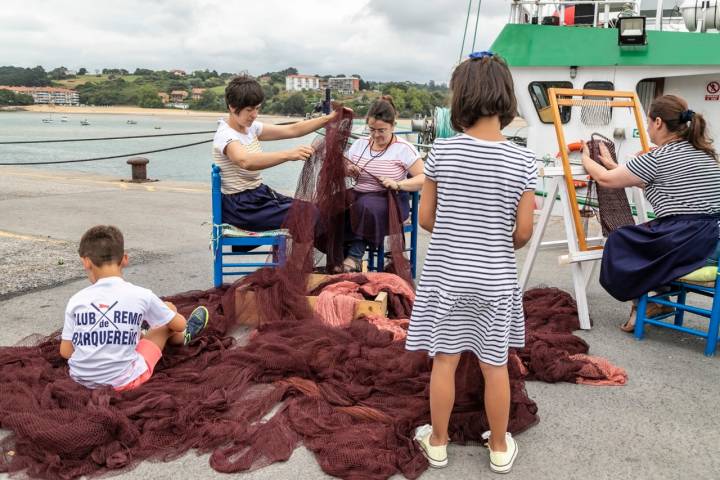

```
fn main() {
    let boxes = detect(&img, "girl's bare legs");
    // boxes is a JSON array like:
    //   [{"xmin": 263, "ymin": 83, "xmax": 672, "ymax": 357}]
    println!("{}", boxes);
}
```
[
  {"xmin": 479, "ymin": 361, "xmax": 510, "ymax": 452},
  {"xmin": 429, "ymin": 353, "xmax": 461, "ymax": 446}
]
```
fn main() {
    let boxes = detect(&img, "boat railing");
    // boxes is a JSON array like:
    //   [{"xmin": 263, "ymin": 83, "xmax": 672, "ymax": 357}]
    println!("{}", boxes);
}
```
[
  {"xmin": 510, "ymin": 0, "xmax": 716, "ymax": 33},
  {"xmin": 509, "ymin": 0, "xmax": 640, "ymax": 28}
]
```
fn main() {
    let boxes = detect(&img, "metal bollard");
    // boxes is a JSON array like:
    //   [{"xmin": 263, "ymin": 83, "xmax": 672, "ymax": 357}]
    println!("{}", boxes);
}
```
[{"xmin": 126, "ymin": 157, "xmax": 150, "ymax": 182}]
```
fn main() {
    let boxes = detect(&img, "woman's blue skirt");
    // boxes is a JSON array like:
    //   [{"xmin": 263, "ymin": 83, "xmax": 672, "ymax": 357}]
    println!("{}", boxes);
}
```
[
  {"xmin": 347, "ymin": 190, "xmax": 410, "ymax": 247},
  {"xmin": 221, "ymin": 184, "xmax": 293, "ymax": 231},
  {"xmin": 600, "ymin": 214, "xmax": 720, "ymax": 301}
]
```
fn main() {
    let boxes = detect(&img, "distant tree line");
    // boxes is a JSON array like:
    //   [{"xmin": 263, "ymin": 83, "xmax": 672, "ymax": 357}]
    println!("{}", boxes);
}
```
[
  {"xmin": 0, "ymin": 66, "xmax": 51, "ymax": 87},
  {"xmin": 0, "ymin": 64, "xmax": 449, "ymax": 117},
  {"xmin": 0, "ymin": 89, "xmax": 34, "ymax": 106}
]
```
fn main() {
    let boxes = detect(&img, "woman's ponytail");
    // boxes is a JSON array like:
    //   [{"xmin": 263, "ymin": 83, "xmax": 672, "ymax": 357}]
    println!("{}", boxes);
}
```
[
  {"xmin": 649, "ymin": 95, "xmax": 717, "ymax": 161},
  {"xmin": 687, "ymin": 112, "xmax": 717, "ymax": 161}
]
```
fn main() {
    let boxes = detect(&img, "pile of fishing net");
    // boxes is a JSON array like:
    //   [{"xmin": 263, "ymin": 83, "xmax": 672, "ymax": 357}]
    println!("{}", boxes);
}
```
[{"xmin": 0, "ymin": 110, "xmax": 625, "ymax": 479}]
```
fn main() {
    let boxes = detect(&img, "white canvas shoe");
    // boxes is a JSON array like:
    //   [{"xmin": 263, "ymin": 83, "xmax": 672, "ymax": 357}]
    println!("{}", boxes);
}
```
[
  {"xmin": 487, "ymin": 432, "xmax": 518, "ymax": 474},
  {"xmin": 414, "ymin": 424, "xmax": 448, "ymax": 468}
]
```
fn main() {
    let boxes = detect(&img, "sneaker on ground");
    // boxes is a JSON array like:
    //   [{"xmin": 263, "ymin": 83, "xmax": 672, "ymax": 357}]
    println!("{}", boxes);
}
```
[
  {"xmin": 414, "ymin": 424, "xmax": 448, "ymax": 468},
  {"xmin": 487, "ymin": 432, "xmax": 518, "ymax": 474},
  {"xmin": 184, "ymin": 306, "xmax": 209, "ymax": 345}
]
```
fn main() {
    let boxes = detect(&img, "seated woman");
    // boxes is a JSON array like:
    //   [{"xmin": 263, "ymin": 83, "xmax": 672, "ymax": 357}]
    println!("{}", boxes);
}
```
[
  {"xmin": 213, "ymin": 75, "xmax": 338, "ymax": 231},
  {"xmin": 581, "ymin": 94, "xmax": 720, "ymax": 331},
  {"xmin": 341, "ymin": 96, "xmax": 425, "ymax": 272}
]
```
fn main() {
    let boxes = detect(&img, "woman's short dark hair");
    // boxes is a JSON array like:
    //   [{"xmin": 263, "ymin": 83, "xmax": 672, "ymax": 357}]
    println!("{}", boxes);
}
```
[
  {"xmin": 449, "ymin": 54, "xmax": 517, "ymax": 130},
  {"xmin": 225, "ymin": 75, "xmax": 264, "ymax": 112},
  {"xmin": 367, "ymin": 95, "xmax": 397, "ymax": 124},
  {"xmin": 78, "ymin": 225, "xmax": 124, "ymax": 266}
]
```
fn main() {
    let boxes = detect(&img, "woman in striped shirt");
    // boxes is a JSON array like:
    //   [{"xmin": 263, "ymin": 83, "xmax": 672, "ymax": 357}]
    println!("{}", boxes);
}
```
[
  {"xmin": 581, "ymin": 94, "xmax": 720, "ymax": 331},
  {"xmin": 213, "ymin": 75, "xmax": 338, "ymax": 231},
  {"xmin": 342, "ymin": 96, "xmax": 424, "ymax": 272},
  {"xmin": 406, "ymin": 52, "xmax": 536, "ymax": 474}
]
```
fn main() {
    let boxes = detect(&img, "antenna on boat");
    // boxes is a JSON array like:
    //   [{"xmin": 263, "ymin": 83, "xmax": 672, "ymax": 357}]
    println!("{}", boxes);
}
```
[{"xmin": 458, "ymin": 0, "xmax": 483, "ymax": 61}]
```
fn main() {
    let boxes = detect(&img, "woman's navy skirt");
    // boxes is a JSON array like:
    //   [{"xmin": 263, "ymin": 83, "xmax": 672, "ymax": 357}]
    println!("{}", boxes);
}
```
[
  {"xmin": 221, "ymin": 184, "xmax": 293, "ymax": 231},
  {"xmin": 600, "ymin": 214, "xmax": 720, "ymax": 301},
  {"xmin": 348, "ymin": 190, "xmax": 410, "ymax": 247}
]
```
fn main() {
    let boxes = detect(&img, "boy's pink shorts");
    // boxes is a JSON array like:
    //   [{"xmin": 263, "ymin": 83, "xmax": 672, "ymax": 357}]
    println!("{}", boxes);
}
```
[{"xmin": 114, "ymin": 339, "xmax": 162, "ymax": 392}]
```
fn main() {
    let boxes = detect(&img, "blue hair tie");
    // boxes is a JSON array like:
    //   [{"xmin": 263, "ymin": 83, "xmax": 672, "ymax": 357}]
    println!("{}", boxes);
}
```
[
  {"xmin": 468, "ymin": 51, "xmax": 494, "ymax": 60},
  {"xmin": 680, "ymin": 110, "xmax": 695, "ymax": 122}
]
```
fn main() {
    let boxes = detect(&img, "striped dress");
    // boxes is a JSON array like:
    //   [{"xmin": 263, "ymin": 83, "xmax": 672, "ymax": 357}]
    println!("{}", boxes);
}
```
[{"xmin": 405, "ymin": 134, "xmax": 538, "ymax": 366}]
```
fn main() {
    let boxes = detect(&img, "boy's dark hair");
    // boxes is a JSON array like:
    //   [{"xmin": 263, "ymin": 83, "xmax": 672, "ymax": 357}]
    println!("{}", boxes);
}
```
[
  {"xmin": 78, "ymin": 225, "xmax": 124, "ymax": 266},
  {"xmin": 367, "ymin": 95, "xmax": 397, "ymax": 124},
  {"xmin": 225, "ymin": 75, "xmax": 264, "ymax": 112},
  {"xmin": 449, "ymin": 54, "xmax": 517, "ymax": 130}
]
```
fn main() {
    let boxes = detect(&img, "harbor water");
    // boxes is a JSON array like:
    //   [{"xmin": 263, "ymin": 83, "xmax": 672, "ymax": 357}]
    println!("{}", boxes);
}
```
[{"xmin": 0, "ymin": 112, "xmax": 314, "ymax": 194}]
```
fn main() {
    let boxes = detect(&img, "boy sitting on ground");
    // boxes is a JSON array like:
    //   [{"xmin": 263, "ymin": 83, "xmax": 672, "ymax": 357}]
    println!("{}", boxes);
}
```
[{"xmin": 59, "ymin": 225, "xmax": 208, "ymax": 391}]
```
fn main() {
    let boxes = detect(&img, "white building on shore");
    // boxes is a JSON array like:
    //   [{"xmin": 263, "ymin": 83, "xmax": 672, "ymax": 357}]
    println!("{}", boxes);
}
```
[
  {"xmin": 0, "ymin": 86, "xmax": 80, "ymax": 105},
  {"xmin": 285, "ymin": 74, "xmax": 320, "ymax": 91},
  {"xmin": 328, "ymin": 77, "xmax": 360, "ymax": 96}
]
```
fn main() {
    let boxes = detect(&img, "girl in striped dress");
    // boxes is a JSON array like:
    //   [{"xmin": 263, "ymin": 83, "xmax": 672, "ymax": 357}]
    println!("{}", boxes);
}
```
[{"xmin": 406, "ymin": 52, "xmax": 537, "ymax": 473}]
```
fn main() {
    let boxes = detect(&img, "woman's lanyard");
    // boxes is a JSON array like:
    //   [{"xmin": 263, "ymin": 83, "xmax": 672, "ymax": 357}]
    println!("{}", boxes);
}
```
[{"xmin": 353, "ymin": 136, "xmax": 396, "ymax": 184}]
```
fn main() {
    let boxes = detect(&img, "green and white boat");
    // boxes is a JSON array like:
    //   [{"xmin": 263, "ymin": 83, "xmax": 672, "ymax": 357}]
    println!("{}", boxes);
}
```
[{"xmin": 490, "ymin": 0, "xmax": 720, "ymax": 160}]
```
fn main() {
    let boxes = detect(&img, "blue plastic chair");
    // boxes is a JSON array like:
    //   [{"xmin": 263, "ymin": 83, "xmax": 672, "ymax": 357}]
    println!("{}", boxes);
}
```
[
  {"xmin": 367, "ymin": 191, "xmax": 420, "ymax": 279},
  {"xmin": 634, "ymin": 269, "xmax": 720, "ymax": 356},
  {"xmin": 211, "ymin": 164, "xmax": 287, "ymax": 288}
]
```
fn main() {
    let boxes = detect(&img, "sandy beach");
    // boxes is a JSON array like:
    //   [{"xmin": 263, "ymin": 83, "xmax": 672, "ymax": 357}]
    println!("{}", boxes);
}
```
[
  {"xmin": 2, "ymin": 105, "xmax": 528, "ymax": 132},
  {"xmin": 1, "ymin": 104, "xmax": 293, "ymax": 122}
]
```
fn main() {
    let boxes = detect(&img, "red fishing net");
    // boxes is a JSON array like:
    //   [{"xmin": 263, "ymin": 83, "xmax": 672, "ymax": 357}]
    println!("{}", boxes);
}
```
[
  {"xmin": 0, "ymin": 110, "xmax": 625, "ymax": 479},
  {"xmin": 584, "ymin": 133, "xmax": 635, "ymax": 236}
]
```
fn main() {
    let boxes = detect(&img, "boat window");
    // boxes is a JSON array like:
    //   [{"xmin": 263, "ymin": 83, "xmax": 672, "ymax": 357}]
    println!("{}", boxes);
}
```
[
  {"xmin": 528, "ymin": 81, "xmax": 573, "ymax": 124},
  {"xmin": 584, "ymin": 81, "xmax": 614, "ymax": 91},
  {"xmin": 582, "ymin": 81, "xmax": 614, "ymax": 126}
]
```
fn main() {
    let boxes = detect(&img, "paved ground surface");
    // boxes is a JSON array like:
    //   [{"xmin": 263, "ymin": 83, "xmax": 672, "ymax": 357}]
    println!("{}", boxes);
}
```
[{"xmin": 1, "ymin": 165, "xmax": 719, "ymax": 480}]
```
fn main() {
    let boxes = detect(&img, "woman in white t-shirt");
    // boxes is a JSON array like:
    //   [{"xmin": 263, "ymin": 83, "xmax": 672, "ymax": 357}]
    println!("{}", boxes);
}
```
[
  {"xmin": 342, "ymin": 96, "xmax": 425, "ymax": 271},
  {"xmin": 213, "ymin": 75, "xmax": 338, "ymax": 231}
]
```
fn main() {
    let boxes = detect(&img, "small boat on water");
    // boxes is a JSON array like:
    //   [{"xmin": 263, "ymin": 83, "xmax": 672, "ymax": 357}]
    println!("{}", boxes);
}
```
[
  {"xmin": 80, "ymin": 119, "xmax": 90, "ymax": 126},
  {"xmin": 153, "ymin": 125, "xmax": 162, "ymax": 130},
  {"xmin": 41, "ymin": 118, "xmax": 52, "ymax": 123},
  {"xmin": 127, "ymin": 120, "xmax": 137, "ymax": 125},
  {"xmin": 60, "ymin": 116, "xmax": 68, "ymax": 123}
]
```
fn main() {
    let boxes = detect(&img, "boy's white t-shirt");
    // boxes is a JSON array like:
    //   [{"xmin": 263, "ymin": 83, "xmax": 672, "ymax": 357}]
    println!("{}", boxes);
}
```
[
  {"xmin": 212, "ymin": 119, "xmax": 264, "ymax": 194},
  {"xmin": 61, "ymin": 276, "xmax": 176, "ymax": 389}
]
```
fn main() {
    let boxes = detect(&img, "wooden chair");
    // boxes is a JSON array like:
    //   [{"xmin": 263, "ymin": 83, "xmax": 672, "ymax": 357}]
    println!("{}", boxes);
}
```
[
  {"xmin": 211, "ymin": 164, "xmax": 287, "ymax": 288},
  {"xmin": 634, "ymin": 267, "xmax": 720, "ymax": 356},
  {"xmin": 367, "ymin": 191, "xmax": 420, "ymax": 279}
]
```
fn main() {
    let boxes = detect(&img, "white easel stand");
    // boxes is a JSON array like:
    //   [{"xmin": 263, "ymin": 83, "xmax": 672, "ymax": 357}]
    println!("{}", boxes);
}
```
[{"xmin": 520, "ymin": 165, "xmax": 604, "ymax": 330}]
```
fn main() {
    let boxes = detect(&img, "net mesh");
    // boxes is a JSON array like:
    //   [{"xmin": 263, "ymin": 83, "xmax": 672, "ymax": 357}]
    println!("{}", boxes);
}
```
[
  {"xmin": 583, "ymin": 133, "xmax": 636, "ymax": 236},
  {"xmin": 0, "ymin": 110, "xmax": 624, "ymax": 479},
  {"xmin": 555, "ymin": 94, "xmax": 637, "ymax": 241}
]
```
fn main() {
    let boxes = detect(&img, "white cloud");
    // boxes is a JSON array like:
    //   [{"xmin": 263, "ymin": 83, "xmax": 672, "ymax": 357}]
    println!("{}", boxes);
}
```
[{"xmin": 1, "ymin": 0, "xmax": 511, "ymax": 82}]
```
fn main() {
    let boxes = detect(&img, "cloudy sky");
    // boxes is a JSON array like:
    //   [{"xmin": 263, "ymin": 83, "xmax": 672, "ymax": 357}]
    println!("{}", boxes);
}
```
[{"xmin": 1, "ymin": 0, "xmax": 512, "ymax": 83}]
